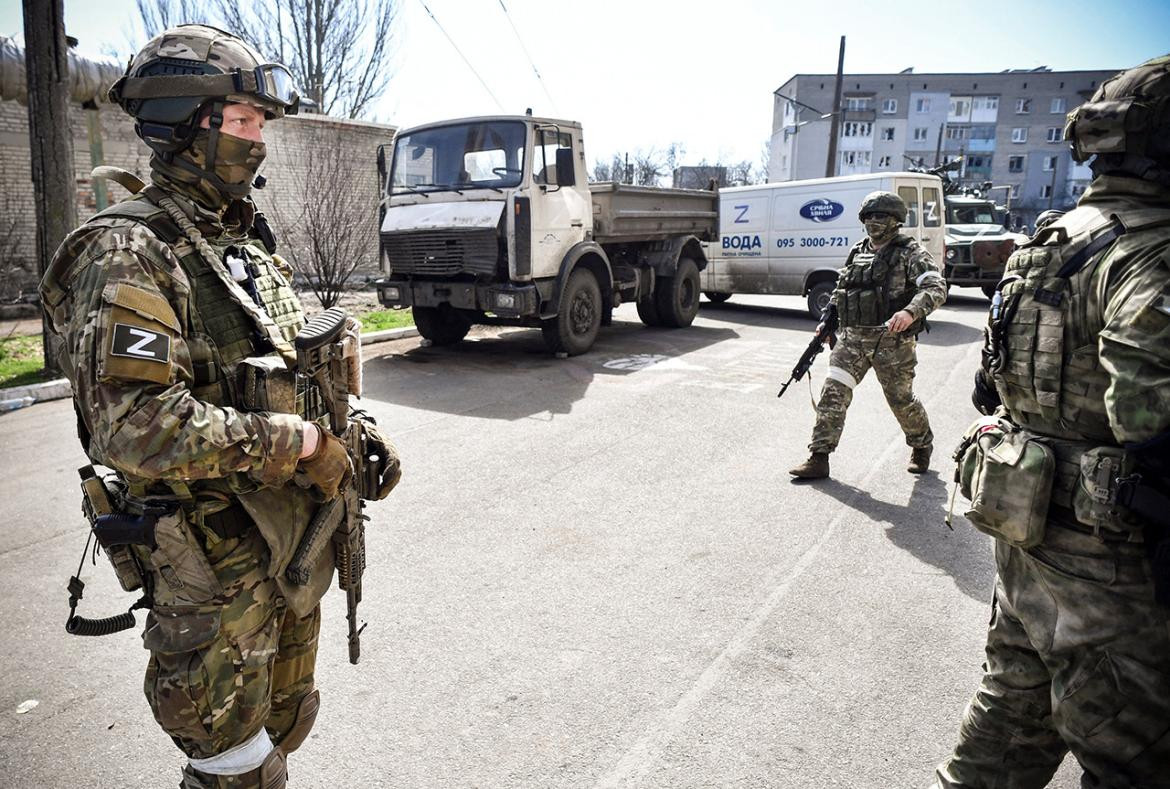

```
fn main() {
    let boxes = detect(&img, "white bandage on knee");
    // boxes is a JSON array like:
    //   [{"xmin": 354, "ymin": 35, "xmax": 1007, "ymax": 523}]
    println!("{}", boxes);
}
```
[
  {"xmin": 188, "ymin": 729, "xmax": 274, "ymax": 776},
  {"xmin": 825, "ymin": 366, "xmax": 858, "ymax": 390}
]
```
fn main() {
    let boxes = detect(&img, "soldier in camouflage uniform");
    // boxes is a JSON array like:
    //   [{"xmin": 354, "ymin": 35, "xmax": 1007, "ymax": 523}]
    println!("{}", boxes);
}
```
[
  {"xmin": 40, "ymin": 26, "xmax": 398, "ymax": 789},
  {"xmin": 789, "ymin": 192, "xmax": 947, "ymax": 480},
  {"xmin": 936, "ymin": 54, "xmax": 1170, "ymax": 787}
]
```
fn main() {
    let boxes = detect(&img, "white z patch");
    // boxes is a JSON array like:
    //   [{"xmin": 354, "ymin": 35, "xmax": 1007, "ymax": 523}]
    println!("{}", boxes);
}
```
[{"xmin": 110, "ymin": 323, "xmax": 171, "ymax": 363}]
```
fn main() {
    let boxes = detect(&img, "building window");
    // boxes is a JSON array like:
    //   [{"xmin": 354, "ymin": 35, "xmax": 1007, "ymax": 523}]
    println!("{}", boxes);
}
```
[
  {"xmin": 1047, "ymin": 127, "xmax": 1062, "ymax": 143},
  {"xmin": 841, "ymin": 151, "xmax": 871, "ymax": 167},
  {"xmin": 967, "ymin": 155, "xmax": 988, "ymax": 169},
  {"xmin": 878, "ymin": 155, "xmax": 892, "ymax": 167},
  {"xmin": 916, "ymin": 98, "xmax": 931, "ymax": 113},
  {"xmin": 842, "ymin": 122, "xmax": 872, "ymax": 137},
  {"xmin": 781, "ymin": 154, "xmax": 787, "ymax": 169},
  {"xmin": 1011, "ymin": 184, "xmax": 1020, "ymax": 199},
  {"xmin": 882, "ymin": 98, "xmax": 897, "ymax": 113},
  {"xmin": 1051, "ymin": 97, "xmax": 1067, "ymax": 113},
  {"xmin": 970, "ymin": 125, "xmax": 996, "ymax": 140},
  {"xmin": 1011, "ymin": 127, "xmax": 1028, "ymax": 143},
  {"xmin": 1042, "ymin": 155, "xmax": 1058, "ymax": 171},
  {"xmin": 1041, "ymin": 184, "xmax": 1053, "ymax": 198},
  {"xmin": 973, "ymin": 96, "xmax": 999, "ymax": 112},
  {"xmin": 913, "ymin": 127, "xmax": 929, "ymax": 141},
  {"xmin": 845, "ymin": 97, "xmax": 871, "ymax": 111},
  {"xmin": 1008, "ymin": 155, "xmax": 1025, "ymax": 173},
  {"xmin": 881, "ymin": 127, "xmax": 895, "ymax": 141},
  {"xmin": 946, "ymin": 126, "xmax": 968, "ymax": 140},
  {"xmin": 950, "ymin": 98, "xmax": 970, "ymax": 117},
  {"xmin": 1016, "ymin": 98, "xmax": 1032, "ymax": 113}
]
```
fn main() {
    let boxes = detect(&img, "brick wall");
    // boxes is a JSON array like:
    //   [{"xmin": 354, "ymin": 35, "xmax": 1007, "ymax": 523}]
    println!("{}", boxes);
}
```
[{"xmin": 0, "ymin": 99, "xmax": 394, "ymax": 300}]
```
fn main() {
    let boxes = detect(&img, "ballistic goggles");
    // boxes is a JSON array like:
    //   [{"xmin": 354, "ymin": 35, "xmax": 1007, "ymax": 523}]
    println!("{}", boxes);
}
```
[{"xmin": 113, "ymin": 63, "xmax": 301, "ymax": 115}]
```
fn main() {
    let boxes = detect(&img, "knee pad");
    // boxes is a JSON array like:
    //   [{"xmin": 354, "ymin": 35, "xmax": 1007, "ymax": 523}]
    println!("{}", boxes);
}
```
[
  {"xmin": 182, "ymin": 749, "xmax": 285, "ymax": 789},
  {"xmin": 276, "ymin": 689, "xmax": 320, "ymax": 754}
]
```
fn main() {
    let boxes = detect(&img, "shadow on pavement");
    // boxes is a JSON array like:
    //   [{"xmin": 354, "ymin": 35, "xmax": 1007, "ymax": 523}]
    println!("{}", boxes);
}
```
[
  {"xmin": 698, "ymin": 301, "xmax": 817, "ymax": 330},
  {"xmin": 361, "ymin": 318, "xmax": 738, "ymax": 420},
  {"xmin": 808, "ymin": 471, "xmax": 996, "ymax": 602}
]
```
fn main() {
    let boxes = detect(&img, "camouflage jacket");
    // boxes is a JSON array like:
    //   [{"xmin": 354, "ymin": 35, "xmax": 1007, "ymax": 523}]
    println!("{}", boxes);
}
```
[
  {"xmin": 829, "ymin": 234, "xmax": 947, "ymax": 326},
  {"xmin": 40, "ymin": 189, "xmax": 305, "ymax": 494}
]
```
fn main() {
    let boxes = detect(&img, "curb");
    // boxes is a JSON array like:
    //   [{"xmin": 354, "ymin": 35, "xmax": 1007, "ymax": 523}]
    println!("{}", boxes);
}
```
[{"xmin": 0, "ymin": 325, "xmax": 419, "ymax": 413}]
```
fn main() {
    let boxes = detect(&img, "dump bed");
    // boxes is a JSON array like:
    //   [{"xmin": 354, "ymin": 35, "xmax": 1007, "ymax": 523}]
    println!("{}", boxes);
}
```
[{"xmin": 589, "ymin": 182, "xmax": 718, "ymax": 244}]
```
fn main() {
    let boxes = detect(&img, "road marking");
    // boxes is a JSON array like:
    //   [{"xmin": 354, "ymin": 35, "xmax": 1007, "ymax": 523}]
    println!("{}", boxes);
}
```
[{"xmin": 593, "ymin": 338, "xmax": 982, "ymax": 788}]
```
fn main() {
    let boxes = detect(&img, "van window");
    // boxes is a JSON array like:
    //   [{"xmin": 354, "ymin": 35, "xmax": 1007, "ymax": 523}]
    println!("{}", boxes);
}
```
[
  {"xmin": 897, "ymin": 186, "xmax": 920, "ymax": 228},
  {"xmin": 922, "ymin": 187, "xmax": 942, "ymax": 227}
]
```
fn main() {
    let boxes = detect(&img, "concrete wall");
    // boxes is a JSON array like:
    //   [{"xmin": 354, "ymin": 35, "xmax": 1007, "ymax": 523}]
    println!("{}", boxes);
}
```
[{"xmin": 0, "ymin": 99, "xmax": 394, "ymax": 300}]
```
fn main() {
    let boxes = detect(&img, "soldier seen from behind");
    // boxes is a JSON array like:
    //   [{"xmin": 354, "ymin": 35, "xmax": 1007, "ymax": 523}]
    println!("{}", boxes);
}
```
[
  {"xmin": 936, "ymin": 54, "xmax": 1170, "ymax": 787},
  {"xmin": 788, "ymin": 191, "xmax": 947, "ymax": 480},
  {"xmin": 39, "ymin": 25, "xmax": 400, "ymax": 788}
]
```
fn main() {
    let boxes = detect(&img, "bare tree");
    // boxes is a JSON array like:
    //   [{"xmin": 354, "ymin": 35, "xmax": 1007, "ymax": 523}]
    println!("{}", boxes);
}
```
[
  {"xmin": 214, "ymin": 0, "xmax": 397, "ymax": 119},
  {"xmin": 633, "ymin": 147, "xmax": 667, "ymax": 186},
  {"xmin": 135, "ymin": 0, "xmax": 213, "ymax": 37},
  {"xmin": 759, "ymin": 139, "xmax": 771, "ymax": 183},
  {"xmin": 728, "ymin": 160, "xmax": 756, "ymax": 186},
  {"xmin": 591, "ymin": 158, "xmax": 612, "ymax": 182},
  {"xmin": 265, "ymin": 130, "xmax": 377, "ymax": 308}
]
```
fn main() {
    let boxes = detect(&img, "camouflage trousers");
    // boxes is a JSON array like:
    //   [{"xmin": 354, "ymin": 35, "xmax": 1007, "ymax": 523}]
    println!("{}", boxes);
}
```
[
  {"xmin": 936, "ymin": 522, "xmax": 1170, "ymax": 788},
  {"xmin": 809, "ymin": 327, "xmax": 932, "ymax": 454},
  {"xmin": 142, "ymin": 528, "xmax": 320, "ymax": 786}
]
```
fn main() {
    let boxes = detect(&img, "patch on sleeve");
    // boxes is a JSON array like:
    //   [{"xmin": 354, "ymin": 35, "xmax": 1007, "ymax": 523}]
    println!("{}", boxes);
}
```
[{"xmin": 99, "ymin": 282, "xmax": 180, "ymax": 385}]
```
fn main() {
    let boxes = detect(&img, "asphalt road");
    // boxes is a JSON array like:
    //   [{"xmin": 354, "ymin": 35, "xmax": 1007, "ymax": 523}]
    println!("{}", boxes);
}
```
[{"xmin": 0, "ymin": 290, "xmax": 1081, "ymax": 788}]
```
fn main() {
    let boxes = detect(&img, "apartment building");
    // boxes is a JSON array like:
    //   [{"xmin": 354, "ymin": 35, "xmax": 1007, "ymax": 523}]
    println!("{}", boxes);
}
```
[{"xmin": 768, "ymin": 67, "xmax": 1118, "ymax": 227}]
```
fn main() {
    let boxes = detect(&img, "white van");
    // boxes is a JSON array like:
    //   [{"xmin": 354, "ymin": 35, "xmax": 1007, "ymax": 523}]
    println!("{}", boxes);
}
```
[{"xmin": 700, "ymin": 172, "xmax": 947, "ymax": 317}]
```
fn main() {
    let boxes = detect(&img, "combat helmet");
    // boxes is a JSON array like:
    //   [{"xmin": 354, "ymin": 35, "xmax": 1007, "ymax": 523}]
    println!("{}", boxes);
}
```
[
  {"xmin": 1064, "ymin": 53, "xmax": 1170, "ymax": 184},
  {"xmin": 108, "ymin": 24, "xmax": 300, "ymax": 198},
  {"xmin": 858, "ymin": 191, "xmax": 908, "ymax": 223}
]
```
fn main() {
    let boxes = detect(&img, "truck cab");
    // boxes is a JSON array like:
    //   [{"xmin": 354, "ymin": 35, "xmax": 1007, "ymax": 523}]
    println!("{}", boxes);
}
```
[{"xmin": 941, "ymin": 195, "xmax": 1027, "ymax": 297}]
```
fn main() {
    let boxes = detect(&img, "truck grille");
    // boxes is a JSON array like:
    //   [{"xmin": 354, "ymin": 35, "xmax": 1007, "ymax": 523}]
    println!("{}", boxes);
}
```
[{"xmin": 382, "ymin": 229, "xmax": 499, "ymax": 277}]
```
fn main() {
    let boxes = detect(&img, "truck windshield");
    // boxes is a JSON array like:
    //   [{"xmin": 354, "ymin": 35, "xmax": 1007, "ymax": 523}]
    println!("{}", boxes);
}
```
[
  {"xmin": 390, "ymin": 121, "xmax": 526, "ymax": 194},
  {"xmin": 947, "ymin": 203, "xmax": 999, "ymax": 224}
]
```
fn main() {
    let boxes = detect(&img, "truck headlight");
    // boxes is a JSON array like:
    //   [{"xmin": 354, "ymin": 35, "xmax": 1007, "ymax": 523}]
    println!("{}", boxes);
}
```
[
  {"xmin": 382, "ymin": 286, "xmax": 401, "ymax": 301},
  {"xmin": 495, "ymin": 292, "xmax": 516, "ymax": 309},
  {"xmin": 945, "ymin": 248, "xmax": 956, "ymax": 261}
]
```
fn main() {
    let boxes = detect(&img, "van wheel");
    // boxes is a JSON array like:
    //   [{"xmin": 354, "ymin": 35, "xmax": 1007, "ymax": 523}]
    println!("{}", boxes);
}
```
[
  {"xmin": 704, "ymin": 292, "xmax": 731, "ymax": 304},
  {"xmin": 413, "ymin": 305, "xmax": 472, "ymax": 346},
  {"xmin": 655, "ymin": 257, "xmax": 701, "ymax": 328},
  {"xmin": 542, "ymin": 268, "xmax": 601, "ymax": 355},
  {"xmin": 806, "ymin": 281, "xmax": 835, "ymax": 319}
]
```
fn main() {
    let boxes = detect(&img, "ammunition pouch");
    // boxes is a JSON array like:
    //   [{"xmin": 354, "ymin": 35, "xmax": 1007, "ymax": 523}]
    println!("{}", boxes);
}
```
[
  {"xmin": 239, "ymin": 356, "xmax": 297, "ymax": 414},
  {"xmin": 955, "ymin": 416, "xmax": 1055, "ymax": 548}
]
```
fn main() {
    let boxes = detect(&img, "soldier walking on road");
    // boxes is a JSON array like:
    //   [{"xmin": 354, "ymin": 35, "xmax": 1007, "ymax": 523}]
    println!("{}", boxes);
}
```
[
  {"xmin": 39, "ymin": 26, "xmax": 399, "ymax": 788},
  {"xmin": 789, "ymin": 191, "xmax": 947, "ymax": 480},
  {"xmin": 936, "ymin": 54, "xmax": 1170, "ymax": 787}
]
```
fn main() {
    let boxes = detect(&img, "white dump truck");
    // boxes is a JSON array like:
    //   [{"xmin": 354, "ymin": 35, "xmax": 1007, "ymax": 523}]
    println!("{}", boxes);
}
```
[{"xmin": 373, "ymin": 115, "xmax": 718, "ymax": 355}]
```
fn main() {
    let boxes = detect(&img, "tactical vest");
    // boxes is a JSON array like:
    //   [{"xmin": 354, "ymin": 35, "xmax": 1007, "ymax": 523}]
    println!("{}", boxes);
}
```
[
  {"xmin": 89, "ymin": 196, "xmax": 312, "ymax": 413},
  {"xmin": 987, "ymin": 205, "xmax": 1170, "ymax": 510},
  {"xmin": 838, "ymin": 235, "xmax": 914, "ymax": 327}
]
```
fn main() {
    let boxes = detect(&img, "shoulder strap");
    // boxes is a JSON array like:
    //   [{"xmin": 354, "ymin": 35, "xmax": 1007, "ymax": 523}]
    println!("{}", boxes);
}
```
[{"xmin": 90, "ymin": 196, "xmax": 182, "ymax": 244}]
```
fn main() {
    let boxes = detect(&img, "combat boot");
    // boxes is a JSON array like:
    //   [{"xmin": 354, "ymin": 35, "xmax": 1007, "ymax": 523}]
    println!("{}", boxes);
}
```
[
  {"xmin": 908, "ymin": 446, "xmax": 932, "ymax": 474},
  {"xmin": 789, "ymin": 452, "xmax": 830, "ymax": 479}
]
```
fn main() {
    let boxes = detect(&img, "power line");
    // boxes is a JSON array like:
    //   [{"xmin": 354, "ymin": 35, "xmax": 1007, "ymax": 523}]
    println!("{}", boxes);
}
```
[
  {"xmin": 417, "ymin": 0, "xmax": 505, "ymax": 112},
  {"xmin": 496, "ymin": 0, "xmax": 558, "ymax": 115}
]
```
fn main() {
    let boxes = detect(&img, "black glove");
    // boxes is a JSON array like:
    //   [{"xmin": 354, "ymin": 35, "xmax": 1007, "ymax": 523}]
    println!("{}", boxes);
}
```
[
  {"xmin": 971, "ymin": 368, "xmax": 1001, "ymax": 416},
  {"xmin": 354, "ymin": 417, "xmax": 401, "ymax": 501}
]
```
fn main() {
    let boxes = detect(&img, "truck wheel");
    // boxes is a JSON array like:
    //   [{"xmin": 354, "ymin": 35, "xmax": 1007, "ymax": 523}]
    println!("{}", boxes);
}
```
[
  {"xmin": 542, "ymin": 268, "xmax": 601, "ymax": 355},
  {"xmin": 412, "ymin": 305, "xmax": 471, "ymax": 346},
  {"xmin": 704, "ymin": 292, "xmax": 731, "ymax": 304},
  {"xmin": 636, "ymin": 296, "xmax": 662, "ymax": 326},
  {"xmin": 655, "ymin": 257, "xmax": 701, "ymax": 328},
  {"xmin": 981, "ymin": 283, "xmax": 997, "ymax": 299},
  {"xmin": 806, "ymin": 281, "xmax": 834, "ymax": 319}
]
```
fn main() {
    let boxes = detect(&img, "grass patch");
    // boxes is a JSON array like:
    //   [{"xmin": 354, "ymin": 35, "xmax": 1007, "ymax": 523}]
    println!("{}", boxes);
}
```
[
  {"xmin": 356, "ymin": 308, "xmax": 414, "ymax": 333},
  {"xmin": 0, "ymin": 335, "xmax": 50, "ymax": 389}
]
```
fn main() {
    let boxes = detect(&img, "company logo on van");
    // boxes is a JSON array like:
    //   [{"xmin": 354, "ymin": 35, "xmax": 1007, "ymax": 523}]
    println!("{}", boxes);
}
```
[{"xmin": 799, "ymin": 199, "xmax": 845, "ymax": 223}]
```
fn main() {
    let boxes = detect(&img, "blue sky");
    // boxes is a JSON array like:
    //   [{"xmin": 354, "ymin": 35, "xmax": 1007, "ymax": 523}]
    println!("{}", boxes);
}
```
[{"xmin": 2, "ymin": 0, "xmax": 1167, "ymax": 168}]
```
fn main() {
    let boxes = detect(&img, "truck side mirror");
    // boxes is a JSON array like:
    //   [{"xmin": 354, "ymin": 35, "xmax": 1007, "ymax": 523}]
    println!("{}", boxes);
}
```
[{"xmin": 555, "ymin": 147, "xmax": 576, "ymax": 187}]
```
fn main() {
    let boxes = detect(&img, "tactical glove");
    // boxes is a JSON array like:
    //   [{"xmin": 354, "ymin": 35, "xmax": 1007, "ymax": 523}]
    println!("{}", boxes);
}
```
[
  {"xmin": 297, "ymin": 424, "xmax": 351, "ymax": 500},
  {"xmin": 355, "ymin": 417, "xmax": 402, "ymax": 501}
]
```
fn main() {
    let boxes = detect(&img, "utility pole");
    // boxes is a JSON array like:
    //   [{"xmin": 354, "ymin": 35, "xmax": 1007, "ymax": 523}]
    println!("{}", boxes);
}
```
[
  {"xmin": 1048, "ymin": 154, "xmax": 1059, "ymax": 209},
  {"xmin": 23, "ymin": 0, "xmax": 76, "ymax": 374},
  {"xmin": 934, "ymin": 123, "xmax": 945, "ymax": 167},
  {"xmin": 823, "ymin": 35, "xmax": 845, "ymax": 179}
]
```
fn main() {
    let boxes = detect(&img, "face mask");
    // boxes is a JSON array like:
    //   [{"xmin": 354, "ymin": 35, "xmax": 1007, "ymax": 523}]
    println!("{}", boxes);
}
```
[
  {"xmin": 864, "ymin": 216, "xmax": 899, "ymax": 243},
  {"xmin": 179, "ymin": 128, "xmax": 267, "ymax": 200}
]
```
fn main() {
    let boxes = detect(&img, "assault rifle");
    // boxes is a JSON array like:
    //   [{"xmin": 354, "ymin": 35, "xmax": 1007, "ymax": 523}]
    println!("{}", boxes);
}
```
[
  {"xmin": 778, "ymin": 305, "xmax": 837, "ymax": 398},
  {"xmin": 284, "ymin": 308, "xmax": 370, "ymax": 664}
]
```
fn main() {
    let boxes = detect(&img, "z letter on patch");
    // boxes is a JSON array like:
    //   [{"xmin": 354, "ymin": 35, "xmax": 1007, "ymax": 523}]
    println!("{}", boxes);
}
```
[{"xmin": 110, "ymin": 323, "xmax": 171, "ymax": 363}]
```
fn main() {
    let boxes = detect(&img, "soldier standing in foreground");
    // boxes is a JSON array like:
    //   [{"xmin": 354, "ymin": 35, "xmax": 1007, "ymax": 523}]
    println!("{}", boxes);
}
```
[
  {"xmin": 39, "ymin": 25, "xmax": 399, "ymax": 788},
  {"xmin": 936, "ymin": 55, "xmax": 1170, "ymax": 787},
  {"xmin": 789, "ymin": 192, "xmax": 947, "ymax": 480}
]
